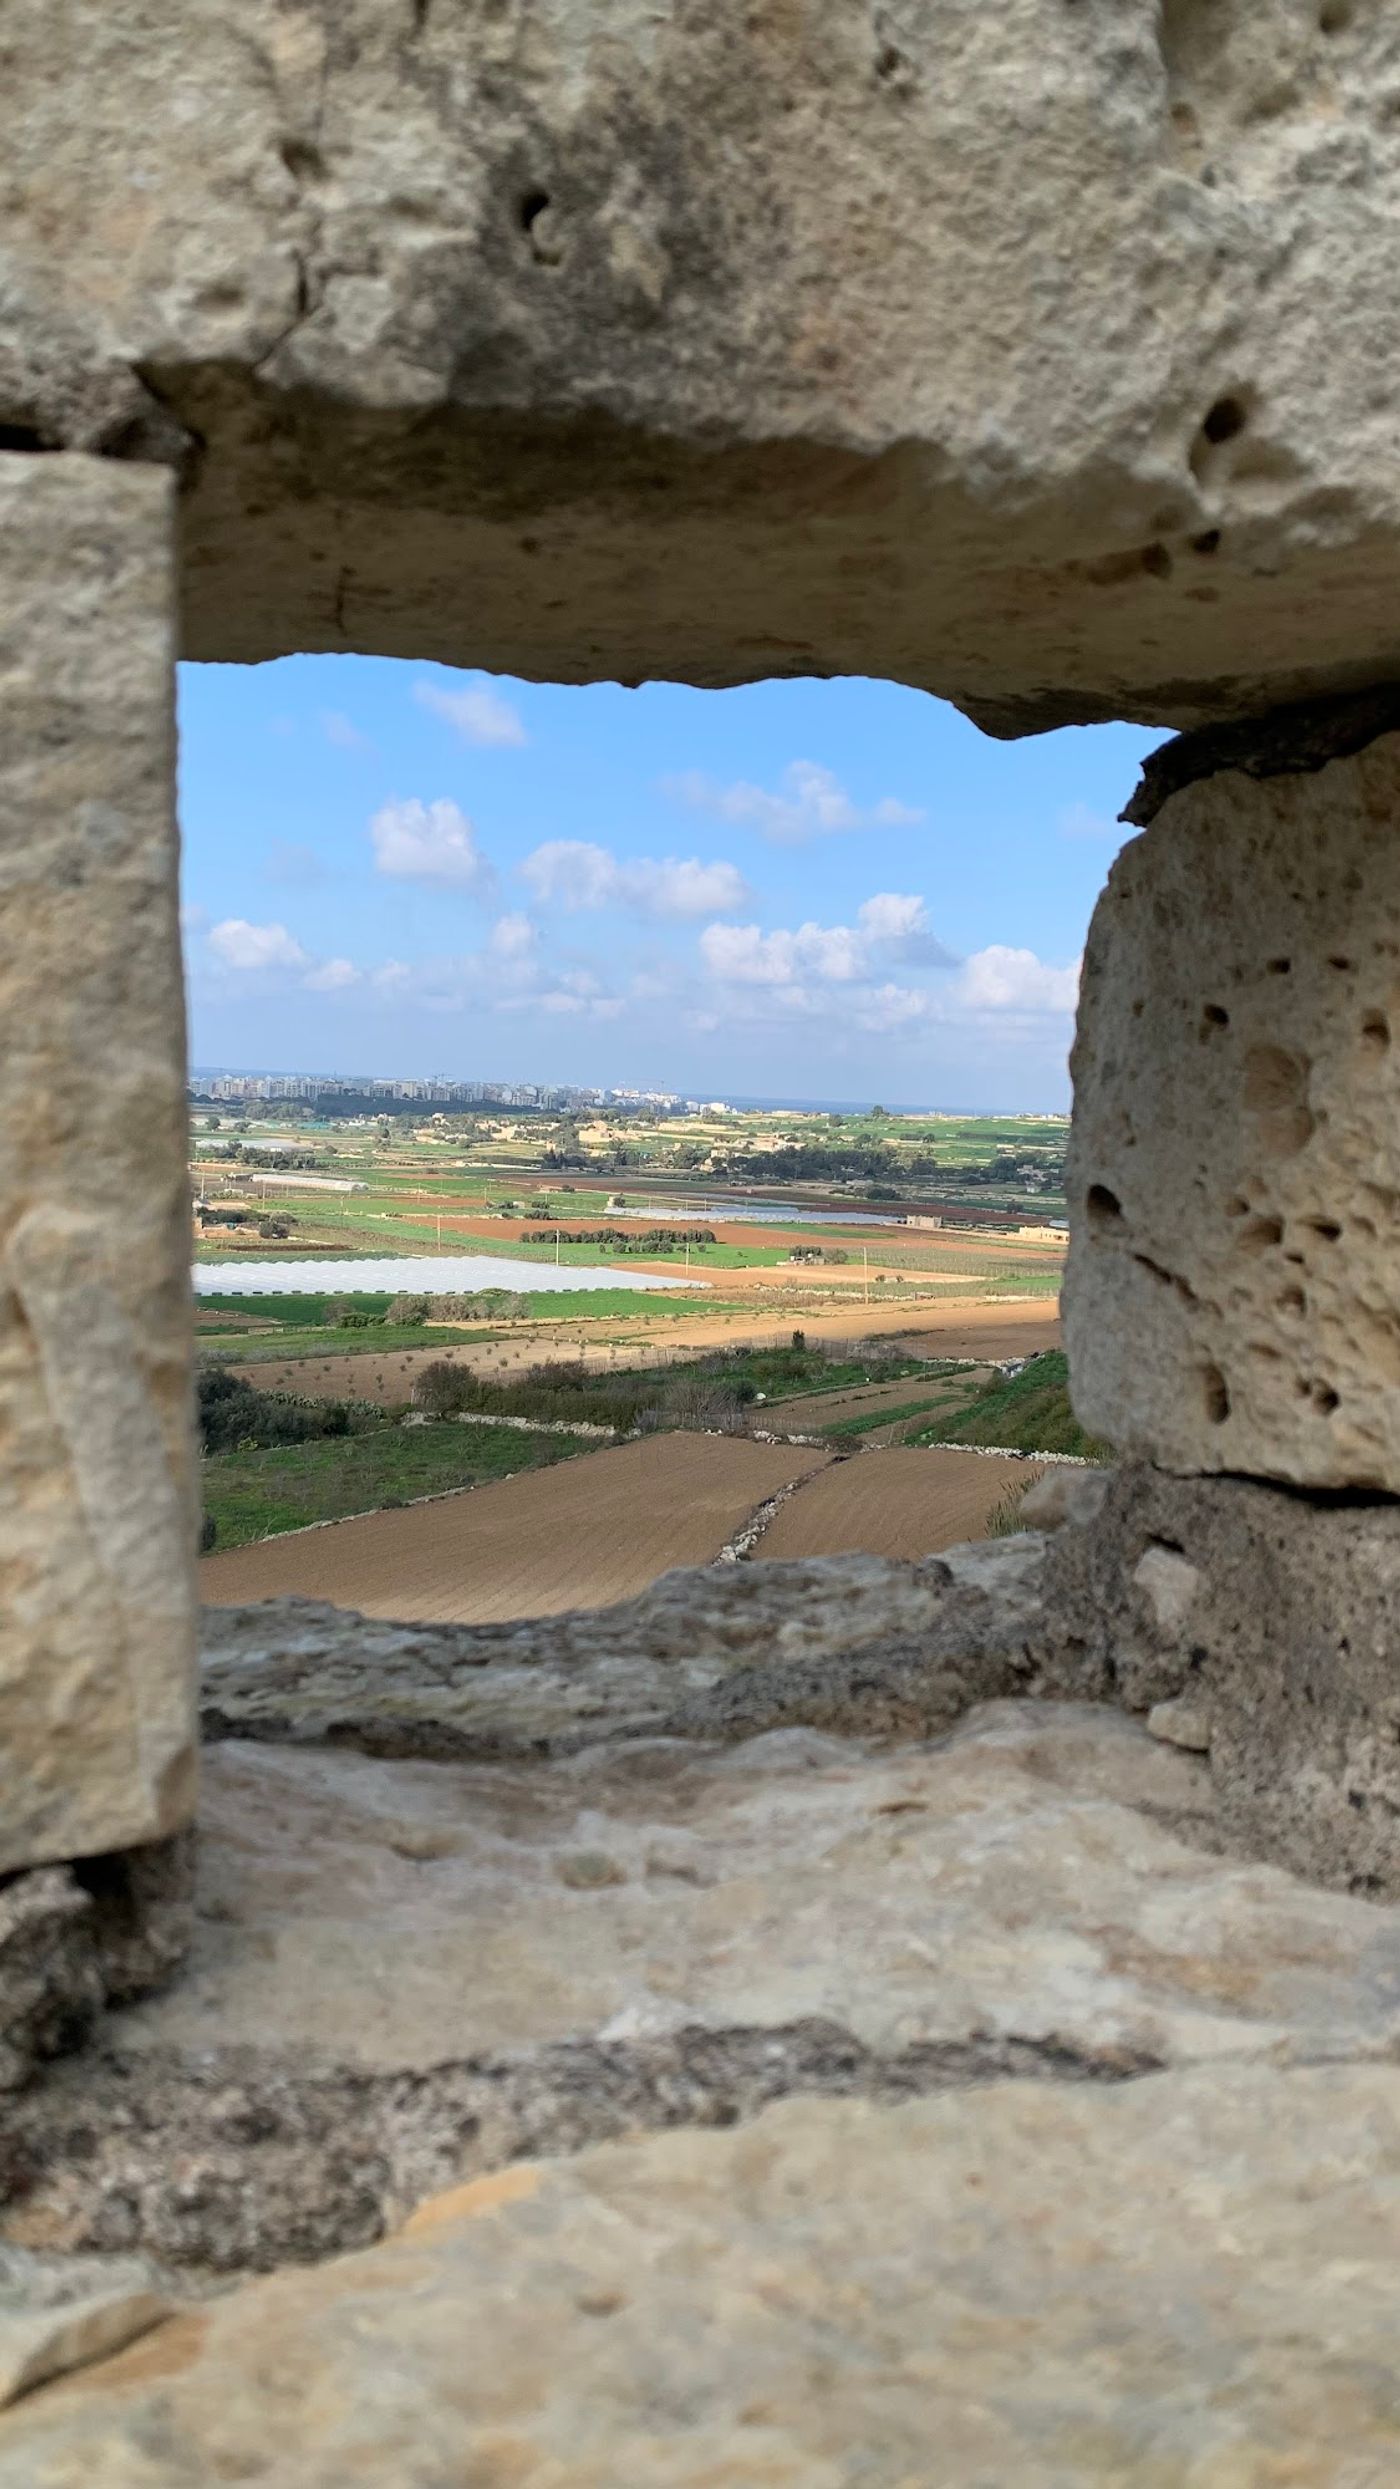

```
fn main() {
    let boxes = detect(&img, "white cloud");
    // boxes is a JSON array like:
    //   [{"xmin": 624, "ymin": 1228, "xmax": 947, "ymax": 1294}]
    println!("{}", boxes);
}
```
[
  {"xmin": 699, "ymin": 894, "xmax": 953, "ymax": 990},
  {"xmin": 700, "ymin": 920, "xmax": 866, "ymax": 986},
  {"xmin": 667, "ymin": 759, "xmax": 922, "ymax": 844},
  {"xmin": 203, "ymin": 919, "xmax": 365, "ymax": 997},
  {"xmin": 520, "ymin": 839, "xmax": 749, "ymax": 920},
  {"xmin": 955, "ymin": 945, "xmax": 1081, "ymax": 1015},
  {"xmin": 856, "ymin": 892, "xmax": 958, "ymax": 966},
  {"xmin": 856, "ymin": 982, "xmax": 939, "ymax": 1031},
  {"xmin": 370, "ymin": 797, "xmax": 497, "ymax": 894},
  {"xmin": 320, "ymin": 710, "xmax": 373, "ymax": 753},
  {"xmin": 302, "ymin": 957, "xmax": 361, "ymax": 992},
  {"xmin": 414, "ymin": 676, "xmax": 527, "ymax": 748},
  {"xmin": 207, "ymin": 919, "xmax": 310, "ymax": 973},
  {"xmin": 488, "ymin": 912, "xmax": 537, "ymax": 961},
  {"xmin": 281, "ymin": 928, "xmax": 623, "ymax": 1023}
]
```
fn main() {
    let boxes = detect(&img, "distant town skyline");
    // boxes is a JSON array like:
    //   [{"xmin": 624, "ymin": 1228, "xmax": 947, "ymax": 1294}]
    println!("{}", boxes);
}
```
[
  {"xmin": 180, "ymin": 659, "xmax": 1158, "ymax": 1112},
  {"xmin": 190, "ymin": 1065, "xmax": 1069, "ymax": 1119}
]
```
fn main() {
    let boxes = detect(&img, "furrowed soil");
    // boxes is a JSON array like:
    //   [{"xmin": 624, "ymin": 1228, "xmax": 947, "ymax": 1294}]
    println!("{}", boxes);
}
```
[
  {"xmin": 228, "ymin": 1298, "xmax": 1062, "ymax": 1405},
  {"xmin": 199, "ymin": 1434, "xmax": 830, "ymax": 1624},
  {"xmin": 753, "ymin": 1447, "xmax": 1048, "ymax": 1562},
  {"xmin": 757, "ymin": 1371, "xmax": 994, "ymax": 1433}
]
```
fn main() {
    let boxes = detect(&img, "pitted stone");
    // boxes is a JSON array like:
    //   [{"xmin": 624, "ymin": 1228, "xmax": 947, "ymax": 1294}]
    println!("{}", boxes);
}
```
[
  {"xmin": 1066, "ymin": 727, "xmax": 1400, "ymax": 1488},
  {"xmin": 10, "ymin": 4, "xmax": 1400, "ymax": 723}
]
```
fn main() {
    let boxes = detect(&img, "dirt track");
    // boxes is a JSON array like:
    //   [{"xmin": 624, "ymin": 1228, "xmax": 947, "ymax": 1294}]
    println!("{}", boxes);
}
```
[
  {"xmin": 200, "ymin": 1434, "xmax": 829, "ymax": 1624},
  {"xmin": 230, "ymin": 1298, "xmax": 1061, "ymax": 1404},
  {"xmin": 754, "ymin": 1447, "xmax": 1047, "ymax": 1562}
]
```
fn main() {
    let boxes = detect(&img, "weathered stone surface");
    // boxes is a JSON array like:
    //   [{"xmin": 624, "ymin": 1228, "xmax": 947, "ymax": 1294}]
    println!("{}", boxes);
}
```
[
  {"xmin": 13, "ymin": 2063, "xmax": 1400, "ymax": 2481},
  {"xmin": 1067, "ymin": 727, "xmax": 1400, "ymax": 1488},
  {"xmin": 1044, "ymin": 1459, "xmax": 1400, "ymax": 1896},
  {"xmin": 17, "ymin": 1700, "xmax": 1400, "ymax": 2273},
  {"xmin": 200, "ymin": 1542, "xmax": 1068, "ymax": 1758},
  {"xmin": 9, "ymin": 6, "xmax": 1400, "ymax": 727},
  {"xmin": 0, "ymin": 1871, "xmax": 102, "ymax": 2095},
  {"xmin": 0, "ymin": 2248, "xmax": 169, "ymax": 2411},
  {"xmin": 1, "ymin": 1836, "xmax": 195, "ymax": 2094},
  {"xmin": 0, "ymin": 454, "xmax": 196, "ymax": 1877},
  {"xmin": 1017, "ymin": 1464, "xmax": 1110, "ymax": 1533}
]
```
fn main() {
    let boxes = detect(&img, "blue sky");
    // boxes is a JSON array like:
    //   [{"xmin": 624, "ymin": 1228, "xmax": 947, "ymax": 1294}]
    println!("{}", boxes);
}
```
[{"xmin": 179, "ymin": 657, "xmax": 1159, "ymax": 1111}]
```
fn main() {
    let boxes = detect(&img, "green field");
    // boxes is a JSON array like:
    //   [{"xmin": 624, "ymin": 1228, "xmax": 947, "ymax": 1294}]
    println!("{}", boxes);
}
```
[
  {"xmin": 198, "ymin": 1289, "xmax": 750, "ymax": 1367},
  {"xmin": 201, "ymin": 1420, "xmax": 591, "ymax": 1549},
  {"xmin": 906, "ymin": 1353, "xmax": 1107, "ymax": 1460}
]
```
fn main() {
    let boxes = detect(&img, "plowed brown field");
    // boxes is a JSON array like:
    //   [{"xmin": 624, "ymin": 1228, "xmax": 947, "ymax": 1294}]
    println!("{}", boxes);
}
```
[
  {"xmin": 200, "ymin": 1434, "xmax": 830, "ymax": 1624},
  {"xmin": 758, "ymin": 1370, "xmax": 994, "ymax": 1433},
  {"xmin": 754, "ymin": 1447, "xmax": 1047, "ymax": 1562}
]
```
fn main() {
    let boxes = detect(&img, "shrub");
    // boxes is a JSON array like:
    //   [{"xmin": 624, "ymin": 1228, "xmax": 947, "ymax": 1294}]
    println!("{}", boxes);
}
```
[
  {"xmin": 661, "ymin": 1375, "xmax": 750, "ymax": 1434},
  {"xmin": 386, "ymin": 1292, "xmax": 433, "ymax": 1326},
  {"xmin": 984, "ymin": 1477, "xmax": 1036, "ymax": 1537},
  {"xmin": 197, "ymin": 1367, "xmax": 353, "ymax": 1454},
  {"xmin": 412, "ymin": 1360, "xmax": 478, "ymax": 1417}
]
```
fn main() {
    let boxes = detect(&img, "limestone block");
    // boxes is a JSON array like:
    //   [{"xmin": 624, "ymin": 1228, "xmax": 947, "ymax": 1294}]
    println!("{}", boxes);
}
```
[
  {"xmin": 12, "ymin": 2065, "xmax": 1400, "ymax": 2480},
  {"xmin": 9, "ymin": 6, "xmax": 1400, "ymax": 724},
  {"xmin": 1042, "ymin": 1460, "xmax": 1400, "ymax": 1892},
  {"xmin": 199, "ymin": 1543, "xmax": 1063, "ymax": 1759},
  {"xmin": 1066, "ymin": 727, "xmax": 1400, "ymax": 1488},
  {"xmin": 0, "ymin": 453, "xmax": 196, "ymax": 1875},
  {"xmin": 22, "ymin": 1697, "xmax": 1400, "ymax": 2274}
]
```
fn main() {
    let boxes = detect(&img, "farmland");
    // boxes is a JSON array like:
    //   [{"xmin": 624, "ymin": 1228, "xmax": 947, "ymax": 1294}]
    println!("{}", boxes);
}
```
[
  {"xmin": 201, "ymin": 1420, "xmax": 596, "ymax": 1551},
  {"xmin": 753, "ymin": 1447, "xmax": 1047, "ymax": 1563},
  {"xmin": 201, "ymin": 1434, "xmax": 832, "ymax": 1621},
  {"xmin": 192, "ymin": 1099, "xmax": 1074, "ymax": 1606}
]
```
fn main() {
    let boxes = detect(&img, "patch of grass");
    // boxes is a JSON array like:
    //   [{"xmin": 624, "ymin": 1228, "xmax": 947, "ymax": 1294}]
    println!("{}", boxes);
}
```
[
  {"xmin": 498, "ymin": 1289, "xmax": 736, "ymax": 1322},
  {"xmin": 201, "ymin": 1421, "xmax": 591, "ymax": 1549},
  {"xmin": 750, "ymin": 1349, "xmax": 939, "ymax": 1402},
  {"xmin": 203, "ymin": 1321, "xmax": 496, "ymax": 1366},
  {"xmin": 907, "ymin": 1352, "xmax": 1108, "ymax": 1460},
  {"xmin": 199, "ymin": 1291, "xmax": 400, "ymax": 1325},
  {"xmin": 821, "ymin": 1393, "xmax": 971, "ymax": 1439},
  {"xmin": 196, "ymin": 1289, "xmax": 743, "ymax": 1367},
  {"xmin": 984, "ymin": 1477, "xmax": 1039, "ymax": 1537}
]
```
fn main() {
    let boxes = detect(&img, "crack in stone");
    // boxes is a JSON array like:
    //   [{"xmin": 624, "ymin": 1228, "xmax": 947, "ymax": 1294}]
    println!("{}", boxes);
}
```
[{"xmin": 1, "ymin": 2020, "xmax": 1164, "ymax": 2280}]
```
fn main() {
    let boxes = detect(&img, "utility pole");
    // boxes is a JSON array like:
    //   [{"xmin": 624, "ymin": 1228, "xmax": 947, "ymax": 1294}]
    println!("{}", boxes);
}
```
[
  {"xmin": 555, "ymin": 1226, "xmax": 561, "ymax": 1267},
  {"xmin": 863, "ymin": 1244, "xmax": 870, "ymax": 1305}
]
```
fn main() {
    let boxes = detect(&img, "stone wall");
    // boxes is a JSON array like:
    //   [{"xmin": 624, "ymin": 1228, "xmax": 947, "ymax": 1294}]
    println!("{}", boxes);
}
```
[
  {"xmin": 8, "ymin": 3, "xmax": 1400, "ymax": 729},
  {"xmin": 1066, "ymin": 713, "xmax": 1400, "ymax": 1488},
  {"xmin": 10, "ymin": 24, "xmax": 1400, "ymax": 2429},
  {"xmin": 0, "ymin": 454, "xmax": 196, "ymax": 1883}
]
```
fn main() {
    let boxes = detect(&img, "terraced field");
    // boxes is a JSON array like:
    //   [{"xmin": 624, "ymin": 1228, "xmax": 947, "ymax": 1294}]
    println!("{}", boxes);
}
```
[
  {"xmin": 758, "ymin": 1370, "xmax": 991, "ymax": 1434},
  {"xmin": 200, "ymin": 1433, "xmax": 830, "ymax": 1624},
  {"xmin": 753, "ymin": 1447, "xmax": 1047, "ymax": 1563}
]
